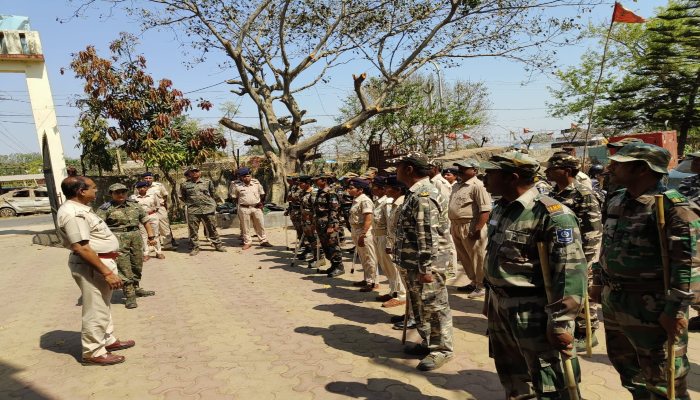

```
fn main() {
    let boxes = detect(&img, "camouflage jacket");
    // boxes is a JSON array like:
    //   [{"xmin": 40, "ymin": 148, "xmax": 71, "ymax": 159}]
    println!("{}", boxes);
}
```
[
  {"xmin": 395, "ymin": 177, "xmax": 451, "ymax": 274},
  {"xmin": 550, "ymin": 181, "xmax": 603, "ymax": 263},
  {"xmin": 600, "ymin": 183, "xmax": 700, "ymax": 318},
  {"xmin": 300, "ymin": 188, "xmax": 315, "ymax": 225},
  {"xmin": 486, "ymin": 187, "xmax": 587, "ymax": 327},
  {"xmin": 96, "ymin": 200, "xmax": 148, "ymax": 231},
  {"xmin": 180, "ymin": 179, "xmax": 217, "ymax": 214},
  {"xmin": 678, "ymin": 174, "xmax": 700, "ymax": 207},
  {"xmin": 287, "ymin": 185, "xmax": 302, "ymax": 215},
  {"xmin": 314, "ymin": 186, "xmax": 341, "ymax": 228}
]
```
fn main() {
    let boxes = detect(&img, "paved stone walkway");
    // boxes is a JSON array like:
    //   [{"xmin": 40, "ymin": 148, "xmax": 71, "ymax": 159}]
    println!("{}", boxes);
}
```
[{"xmin": 0, "ymin": 225, "xmax": 698, "ymax": 399}]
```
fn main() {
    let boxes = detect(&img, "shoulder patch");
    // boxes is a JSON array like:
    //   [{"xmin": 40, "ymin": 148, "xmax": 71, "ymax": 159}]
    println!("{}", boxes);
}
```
[
  {"xmin": 537, "ymin": 195, "xmax": 565, "ymax": 216},
  {"xmin": 555, "ymin": 228, "xmax": 574, "ymax": 244},
  {"xmin": 418, "ymin": 191, "xmax": 430, "ymax": 197},
  {"xmin": 664, "ymin": 189, "xmax": 688, "ymax": 204}
]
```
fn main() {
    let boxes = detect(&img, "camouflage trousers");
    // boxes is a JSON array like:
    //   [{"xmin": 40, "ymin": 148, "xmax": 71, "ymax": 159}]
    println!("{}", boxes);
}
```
[
  {"xmin": 290, "ymin": 210, "xmax": 303, "ymax": 240},
  {"xmin": 487, "ymin": 291, "xmax": 581, "ymax": 399},
  {"xmin": 188, "ymin": 213, "xmax": 222, "ymax": 249},
  {"xmin": 316, "ymin": 219, "xmax": 342, "ymax": 265},
  {"xmin": 115, "ymin": 230, "xmax": 144, "ymax": 284},
  {"xmin": 602, "ymin": 286, "xmax": 690, "ymax": 400},
  {"xmin": 302, "ymin": 221, "xmax": 318, "ymax": 252},
  {"xmin": 405, "ymin": 269, "xmax": 453, "ymax": 355}
]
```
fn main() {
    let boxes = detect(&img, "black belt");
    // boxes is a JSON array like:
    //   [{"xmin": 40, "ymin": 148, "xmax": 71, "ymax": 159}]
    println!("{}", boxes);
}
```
[
  {"xmin": 110, "ymin": 226, "xmax": 139, "ymax": 232},
  {"xmin": 490, "ymin": 286, "xmax": 543, "ymax": 298}
]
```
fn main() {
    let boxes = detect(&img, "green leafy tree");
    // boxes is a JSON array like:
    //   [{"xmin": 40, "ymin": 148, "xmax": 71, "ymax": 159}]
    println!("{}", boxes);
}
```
[
  {"xmin": 68, "ymin": 33, "xmax": 227, "ymax": 210},
  {"xmin": 548, "ymin": 1, "xmax": 700, "ymax": 153},
  {"xmin": 337, "ymin": 75, "xmax": 490, "ymax": 155},
  {"xmin": 70, "ymin": 0, "xmax": 598, "ymax": 203}
]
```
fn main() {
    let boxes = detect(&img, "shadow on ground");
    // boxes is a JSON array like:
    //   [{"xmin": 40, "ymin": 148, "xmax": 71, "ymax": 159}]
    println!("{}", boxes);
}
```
[
  {"xmin": 39, "ymin": 330, "xmax": 81, "ymax": 363},
  {"xmin": 0, "ymin": 360, "xmax": 55, "ymax": 399},
  {"xmin": 326, "ymin": 378, "xmax": 448, "ymax": 400}
]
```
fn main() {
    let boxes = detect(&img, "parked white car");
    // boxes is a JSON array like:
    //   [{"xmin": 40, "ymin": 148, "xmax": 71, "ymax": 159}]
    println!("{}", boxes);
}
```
[{"xmin": 0, "ymin": 187, "xmax": 51, "ymax": 217}]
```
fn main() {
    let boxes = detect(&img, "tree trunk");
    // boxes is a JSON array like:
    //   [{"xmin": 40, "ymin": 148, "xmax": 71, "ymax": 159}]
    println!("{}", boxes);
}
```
[
  {"xmin": 162, "ymin": 170, "xmax": 181, "ymax": 223},
  {"xmin": 267, "ymin": 151, "xmax": 299, "ymax": 205}
]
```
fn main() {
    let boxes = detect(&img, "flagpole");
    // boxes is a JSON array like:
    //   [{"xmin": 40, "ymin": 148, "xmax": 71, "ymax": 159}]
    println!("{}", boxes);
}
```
[{"xmin": 578, "ymin": 11, "xmax": 616, "ymax": 167}]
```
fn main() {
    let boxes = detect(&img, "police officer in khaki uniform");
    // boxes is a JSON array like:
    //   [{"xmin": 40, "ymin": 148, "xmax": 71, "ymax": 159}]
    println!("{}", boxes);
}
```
[
  {"xmin": 229, "ymin": 167, "xmax": 272, "ymax": 250},
  {"xmin": 450, "ymin": 159, "xmax": 492, "ymax": 298},
  {"xmin": 57, "ymin": 176, "xmax": 135, "ymax": 366},
  {"xmin": 142, "ymin": 172, "xmax": 175, "ymax": 249},
  {"xmin": 131, "ymin": 181, "xmax": 164, "ymax": 260}
]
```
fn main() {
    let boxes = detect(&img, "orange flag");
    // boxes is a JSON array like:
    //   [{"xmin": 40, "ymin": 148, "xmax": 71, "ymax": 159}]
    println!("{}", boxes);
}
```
[
  {"xmin": 612, "ymin": 2, "xmax": 645, "ymax": 23},
  {"xmin": 523, "ymin": 128, "xmax": 533, "ymax": 134}
]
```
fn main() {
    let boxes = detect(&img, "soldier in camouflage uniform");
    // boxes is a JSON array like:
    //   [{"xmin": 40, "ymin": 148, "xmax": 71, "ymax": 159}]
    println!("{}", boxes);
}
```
[
  {"xmin": 180, "ymin": 166, "xmax": 226, "ymax": 256},
  {"xmin": 482, "ymin": 151, "xmax": 587, "ymax": 399},
  {"xmin": 314, "ymin": 173, "xmax": 345, "ymax": 277},
  {"xmin": 285, "ymin": 175, "xmax": 304, "ymax": 249},
  {"xmin": 677, "ymin": 151, "xmax": 700, "ymax": 332},
  {"xmin": 392, "ymin": 152, "xmax": 454, "ymax": 371},
  {"xmin": 597, "ymin": 143, "xmax": 700, "ymax": 399},
  {"xmin": 545, "ymin": 152, "xmax": 603, "ymax": 352},
  {"xmin": 97, "ymin": 183, "xmax": 157, "ymax": 309},
  {"xmin": 298, "ymin": 176, "xmax": 318, "ymax": 264}
]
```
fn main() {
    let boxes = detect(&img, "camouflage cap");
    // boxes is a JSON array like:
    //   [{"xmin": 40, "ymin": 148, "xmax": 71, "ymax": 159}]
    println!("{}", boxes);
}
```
[
  {"xmin": 297, "ymin": 175, "xmax": 312, "ymax": 183},
  {"xmin": 312, "ymin": 172, "xmax": 335, "ymax": 180},
  {"xmin": 184, "ymin": 165, "xmax": 200, "ymax": 173},
  {"xmin": 383, "ymin": 166, "xmax": 397, "ymax": 173},
  {"xmin": 480, "ymin": 151, "xmax": 540, "ymax": 176},
  {"xmin": 108, "ymin": 183, "xmax": 128, "ymax": 192},
  {"xmin": 388, "ymin": 151, "xmax": 431, "ymax": 169},
  {"xmin": 607, "ymin": 137, "xmax": 644, "ymax": 149},
  {"xmin": 454, "ymin": 159, "xmax": 480, "ymax": 169},
  {"xmin": 428, "ymin": 159, "xmax": 443, "ymax": 169},
  {"xmin": 608, "ymin": 142, "xmax": 670, "ymax": 174},
  {"xmin": 341, "ymin": 172, "xmax": 359, "ymax": 179},
  {"xmin": 545, "ymin": 153, "xmax": 581, "ymax": 170}
]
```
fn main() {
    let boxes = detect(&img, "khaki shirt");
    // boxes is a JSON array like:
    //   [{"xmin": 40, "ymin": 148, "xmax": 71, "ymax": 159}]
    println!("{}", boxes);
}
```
[
  {"xmin": 448, "ymin": 176, "xmax": 492, "ymax": 221},
  {"xmin": 349, "ymin": 193, "xmax": 373, "ymax": 229},
  {"xmin": 386, "ymin": 195, "xmax": 405, "ymax": 250},
  {"xmin": 230, "ymin": 179, "xmax": 265, "ymax": 206},
  {"xmin": 130, "ymin": 193, "xmax": 160, "ymax": 221},
  {"xmin": 146, "ymin": 181, "xmax": 168, "ymax": 207},
  {"xmin": 372, "ymin": 195, "xmax": 392, "ymax": 234},
  {"xmin": 57, "ymin": 200, "xmax": 119, "ymax": 253}
]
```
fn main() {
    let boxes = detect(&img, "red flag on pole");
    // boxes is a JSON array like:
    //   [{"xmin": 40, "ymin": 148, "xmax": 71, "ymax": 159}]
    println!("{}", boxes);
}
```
[
  {"xmin": 523, "ymin": 128, "xmax": 533, "ymax": 134},
  {"xmin": 462, "ymin": 134, "xmax": 471, "ymax": 140},
  {"xmin": 612, "ymin": 2, "xmax": 646, "ymax": 23},
  {"xmin": 447, "ymin": 132, "xmax": 457, "ymax": 140}
]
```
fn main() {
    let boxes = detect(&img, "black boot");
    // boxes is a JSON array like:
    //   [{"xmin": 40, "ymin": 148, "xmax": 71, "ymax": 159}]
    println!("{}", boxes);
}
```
[
  {"xmin": 297, "ymin": 247, "xmax": 310, "ymax": 261},
  {"xmin": 327, "ymin": 263, "xmax": 345, "ymax": 277}
]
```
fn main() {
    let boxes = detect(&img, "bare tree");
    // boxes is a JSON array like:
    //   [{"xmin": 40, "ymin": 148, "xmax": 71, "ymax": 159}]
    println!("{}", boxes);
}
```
[{"xmin": 70, "ymin": 0, "xmax": 600, "ymax": 203}]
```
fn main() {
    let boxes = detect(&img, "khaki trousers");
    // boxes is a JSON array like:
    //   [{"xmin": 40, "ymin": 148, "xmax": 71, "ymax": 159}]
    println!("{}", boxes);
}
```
[
  {"xmin": 157, "ymin": 207, "xmax": 173, "ymax": 247},
  {"xmin": 450, "ymin": 220, "xmax": 487, "ymax": 288},
  {"xmin": 374, "ymin": 235, "xmax": 405, "ymax": 298},
  {"xmin": 69, "ymin": 255, "xmax": 118, "ymax": 358},
  {"xmin": 351, "ymin": 228, "xmax": 378, "ymax": 284},
  {"xmin": 140, "ymin": 215, "xmax": 162, "ymax": 256},
  {"xmin": 239, "ymin": 206, "xmax": 268, "ymax": 244}
]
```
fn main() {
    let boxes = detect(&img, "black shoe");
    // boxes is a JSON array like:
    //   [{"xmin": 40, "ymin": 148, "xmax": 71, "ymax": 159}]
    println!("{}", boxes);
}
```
[
  {"xmin": 393, "ymin": 318, "xmax": 417, "ymax": 330},
  {"xmin": 390, "ymin": 314, "xmax": 406, "ymax": 323},
  {"xmin": 457, "ymin": 284, "xmax": 476, "ymax": 293},
  {"xmin": 318, "ymin": 267, "xmax": 333, "ymax": 274},
  {"xmin": 296, "ymin": 250, "xmax": 310, "ymax": 261},
  {"xmin": 328, "ymin": 268, "xmax": 345, "ymax": 278},
  {"xmin": 346, "ymin": 246, "xmax": 356, "ymax": 253},
  {"xmin": 403, "ymin": 343, "xmax": 430, "ymax": 356}
]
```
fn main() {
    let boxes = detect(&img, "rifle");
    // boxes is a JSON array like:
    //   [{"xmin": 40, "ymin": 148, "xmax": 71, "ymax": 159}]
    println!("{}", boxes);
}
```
[
  {"xmin": 655, "ymin": 194, "xmax": 675, "ymax": 400},
  {"xmin": 537, "ymin": 242, "xmax": 580, "ymax": 400}
]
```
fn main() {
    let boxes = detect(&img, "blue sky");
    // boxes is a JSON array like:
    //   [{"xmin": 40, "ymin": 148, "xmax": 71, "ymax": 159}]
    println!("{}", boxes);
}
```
[{"xmin": 0, "ymin": 1, "xmax": 665, "ymax": 158}]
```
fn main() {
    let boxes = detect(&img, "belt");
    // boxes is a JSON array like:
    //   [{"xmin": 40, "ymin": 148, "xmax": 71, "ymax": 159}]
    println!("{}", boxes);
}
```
[
  {"xmin": 110, "ymin": 226, "xmax": 138, "ymax": 232},
  {"xmin": 98, "ymin": 252, "xmax": 119, "ymax": 259},
  {"xmin": 602, "ymin": 274, "xmax": 662, "ymax": 292},
  {"xmin": 490, "ymin": 286, "xmax": 543, "ymax": 298}
]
